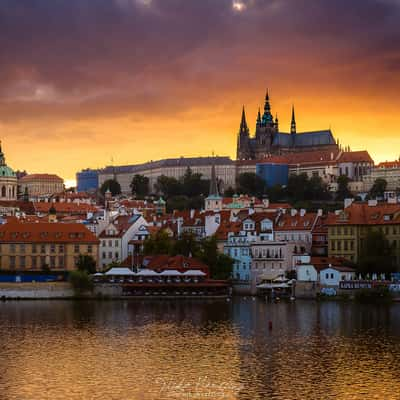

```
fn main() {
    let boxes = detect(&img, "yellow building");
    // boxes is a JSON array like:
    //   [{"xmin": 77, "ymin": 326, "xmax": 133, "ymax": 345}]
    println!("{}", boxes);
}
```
[
  {"xmin": 326, "ymin": 202, "xmax": 400, "ymax": 266},
  {"xmin": 0, "ymin": 222, "xmax": 99, "ymax": 271}
]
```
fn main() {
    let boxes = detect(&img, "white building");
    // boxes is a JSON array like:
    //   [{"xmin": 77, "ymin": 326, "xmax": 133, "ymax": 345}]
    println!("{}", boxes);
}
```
[
  {"xmin": 319, "ymin": 266, "xmax": 356, "ymax": 287},
  {"xmin": 99, "ymin": 214, "xmax": 148, "ymax": 269}
]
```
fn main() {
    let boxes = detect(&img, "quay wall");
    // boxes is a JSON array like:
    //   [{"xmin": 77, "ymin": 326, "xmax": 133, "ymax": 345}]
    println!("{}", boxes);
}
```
[{"xmin": 0, "ymin": 282, "xmax": 74, "ymax": 299}]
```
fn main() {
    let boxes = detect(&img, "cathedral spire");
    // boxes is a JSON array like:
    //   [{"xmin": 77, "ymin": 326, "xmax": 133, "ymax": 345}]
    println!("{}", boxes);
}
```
[
  {"xmin": 256, "ymin": 108, "xmax": 261, "ymax": 126},
  {"xmin": 290, "ymin": 105, "xmax": 296, "ymax": 135},
  {"xmin": 239, "ymin": 105, "xmax": 249, "ymax": 134},
  {"xmin": 262, "ymin": 89, "xmax": 273, "ymax": 126}
]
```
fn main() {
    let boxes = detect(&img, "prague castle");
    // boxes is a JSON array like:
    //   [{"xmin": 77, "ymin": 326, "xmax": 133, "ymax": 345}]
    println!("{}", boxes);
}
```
[{"xmin": 236, "ymin": 91, "xmax": 339, "ymax": 160}]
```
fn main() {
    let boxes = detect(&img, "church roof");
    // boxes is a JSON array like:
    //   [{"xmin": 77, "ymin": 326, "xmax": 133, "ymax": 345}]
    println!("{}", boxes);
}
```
[{"xmin": 272, "ymin": 130, "xmax": 336, "ymax": 148}]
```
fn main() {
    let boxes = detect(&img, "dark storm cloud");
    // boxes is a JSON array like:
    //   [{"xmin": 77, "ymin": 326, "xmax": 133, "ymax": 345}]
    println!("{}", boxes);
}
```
[{"xmin": 0, "ymin": 0, "xmax": 399, "ymax": 120}]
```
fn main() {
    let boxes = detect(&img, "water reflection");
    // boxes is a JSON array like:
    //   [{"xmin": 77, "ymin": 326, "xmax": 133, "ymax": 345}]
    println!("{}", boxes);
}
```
[{"xmin": 0, "ymin": 299, "xmax": 399, "ymax": 400}]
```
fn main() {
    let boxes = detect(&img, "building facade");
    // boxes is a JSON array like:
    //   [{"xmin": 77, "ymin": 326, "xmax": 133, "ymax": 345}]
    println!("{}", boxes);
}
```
[
  {"xmin": 19, "ymin": 174, "xmax": 64, "ymax": 197},
  {"xmin": 76, "ymin": 169, "xmax": 99, "ymax": 192},
  {"xmin": 0, "ymin": 222, "xmax": 99, "ymax": 271},
  {"xmin": 98, "ymin": 156, "xmax": 236, "ymax": 194},
  {"xmin": 326, "ymin": 202, "xmax": 400, "ymax": 266}
]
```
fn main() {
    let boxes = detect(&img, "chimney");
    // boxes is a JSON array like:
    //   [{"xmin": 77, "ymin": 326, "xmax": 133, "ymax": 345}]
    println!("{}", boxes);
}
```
[
  {"xmin": 263, "ymin": 197, "xmax": 270, "ymax": 208},
  {"xmin": 190, "ymin": 209, "xmax": 195, "ymax": 219},
  {"xmin": 300, "ymin": 209, "xmax": 306, "ymax": 217},
  {"xmin": 368, "ymin": 199, "xmax": 378, "ymax": 207},
  {"xmin": 317, "ymin": 209, "xmax": 323, "ymax": 217},
  {"xmin": 291, "ymin": 209, "xmax": 297, "ymax": 217}
]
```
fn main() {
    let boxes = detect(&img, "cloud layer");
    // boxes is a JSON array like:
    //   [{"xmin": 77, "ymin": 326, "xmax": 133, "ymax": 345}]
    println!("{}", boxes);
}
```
[{"xmin": 0, "ymin": 0, "xmax": 399, "ymax": 179}]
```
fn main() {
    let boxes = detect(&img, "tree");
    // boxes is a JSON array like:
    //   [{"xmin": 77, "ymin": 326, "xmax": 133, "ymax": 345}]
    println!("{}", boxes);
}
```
[
  {"xmin": 307, "ymin": 175, "xmax": 331, "ymax": 201},
  {"xmin": 197, "ymin": 236, "xmax": 234, "ymax": 280},
  {"xmin": 166, "ymin": 195, "xmax": 190, "ymax": 212},
  {"xmin": 130, "ymin": 174, "xmax": 149, "ymax": 198},
  {"xmin": 286, "ymin": 173, "xmax": 309, "ymax": 202},
  {"xmin": 69, "ymin": 270, "xmax": 93, "ymax": 294},
  {"xmin": 172, "ymin": 233, "xmax": 199, "ymax": 257},
  {"xmin": 358, "ymin": 230, "xmax": 395, "ymax": 276},
  {"xmin": 155, "ymin": 175, "xmax": 181, "ymax": 198},
  {"xmin": 369, "ymin": 178, "xmax": 387, "ymax": 199},
  {"xmin": 76, "ymin": 255, "xmax": 97, "ymax": 274},
  {"xmin": 336, "ymin": 175, "xmax": 352, "ymax": 201},
  {"xmin": 181, "ymin": 167, "xmax": 208, "ymax": 197},
  {"xmin": 100, "ymin": 179, "xmax": 121, "ymax": 196},
  {"xmin": 223, "ymin": 186, "xmax": 235, "ymax": 197},
  {"xmin": 143, "ymin": 230, "xmax": 174, "ymax": 255},
  {"xmin": 237, "ymin": 172, "xmax": 267, "ymax": 198}
]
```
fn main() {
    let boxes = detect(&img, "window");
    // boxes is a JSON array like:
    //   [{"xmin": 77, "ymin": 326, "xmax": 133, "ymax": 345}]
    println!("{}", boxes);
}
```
[
  {"xmin": 20, "ymin": 256, "xmax": 26, "ymax": 268},
  {"xmin": 31, "ymin": 256, "xmax": 37, "ymax": 269},
  {"xmin": 10, "ymin": 244, "xmax": 16, "ymax": 253},
  {"xmin": 59, "ymin": 256, "xmax": 65, "ymax": 268},
  {"xmin": 88, "ymin": 245, "xmax": 92, "ymax": 254},
  {"xmin": 108, "ymin": 252, "xmax": 112, "ymax": 258},
  {"xmin": 59, "ymin": 244, "xmax": 64, "ymax": 253},
  {"xmin": 10, "ymin": 256, "xmax": 16, "ymax": 268},
  {"xmin": 20, "ymin": 244, "xmax": 26, "ymax": 253},
  {"xmin": 108, "ymin": 240, "xmax": 112, "ymax": 247},
  {"xmin": 115, "ymin": 252, "xmax": 119, "ymax": 259},
  {"xmin": 50, "ymin": 244, "xmax": 56, "ymax": 253},
  {"xmin": 102, "ymin": 252, "xmax": 106, "ymax": 259},
  {"xmin": 50, "ymin": 256, "xmax": 56, "ymax": 268},
  {"xmin": 115, "ymin": 240, "xmax": 118, "ymax": 247},
  {"xmin": 41, "ymin": 244, "xmax": 46, "ymax": 254},
  {"xmin": 74, "ymin": 244, "xmax": 79, "ymax": 253},
  {"xmin": 102, "ymin": 240, "xmax": 106, "ymax": 247},
  {"xmin": 40, "ymin": 256, "xmax": 46, "ymax": 268},
  {"xmin": 32, "ymin": 244, "xmax": 37, "ymax": 254},
  {"xmin": 330, "ymin": 273, "xmax": 334, "ymax": 279}
]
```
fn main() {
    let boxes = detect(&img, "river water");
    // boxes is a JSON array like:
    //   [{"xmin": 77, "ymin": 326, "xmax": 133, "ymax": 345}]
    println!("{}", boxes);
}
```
[{"xmin": 1, "ymin": 299, "xmax": 400, "ymax": 400}]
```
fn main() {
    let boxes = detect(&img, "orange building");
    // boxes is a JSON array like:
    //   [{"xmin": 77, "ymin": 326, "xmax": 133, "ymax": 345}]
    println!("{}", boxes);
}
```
[{"xmin": 0, "ymin": 222, "xmax": 99, "ymax": 271}]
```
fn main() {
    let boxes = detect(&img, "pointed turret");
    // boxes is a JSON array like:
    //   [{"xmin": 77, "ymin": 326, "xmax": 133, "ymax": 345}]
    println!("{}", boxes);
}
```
[
  {"xmin": 256, "ymin": 108, "xmax": 261, "ymax": 127},
  {"xmin": 290, "ymin": 105, "xmax": 296, "ymax": 135},
  {"xmin": 274, "ymin": 113, "xmax": 279, "ymax": 131},
  {"xmin": 261, "ymin": 89, "xmax": 274, "ymax": 126},
  {"xmin": 239, "ymin": 106, "xmax": 249, "ymax": 135}
]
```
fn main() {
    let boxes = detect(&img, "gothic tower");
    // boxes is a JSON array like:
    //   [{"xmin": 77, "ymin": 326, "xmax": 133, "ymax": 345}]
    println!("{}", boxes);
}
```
[
  {"xmin": 236, "ymin": 106, "xmax": 251, "ymax": 160},
  {"xmin": 253, "ymin": 90, "xmax": 277, "ymax": 158}
]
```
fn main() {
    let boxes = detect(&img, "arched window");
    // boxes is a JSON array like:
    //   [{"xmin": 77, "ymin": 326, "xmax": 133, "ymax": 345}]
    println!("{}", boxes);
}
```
[
  {"xmin": 12, "ymin": 186, "xmax": 15, "ymax": 198},
  {"xmin": 1, "ymin": 186, "xmax": 5, "ymax": 197}
]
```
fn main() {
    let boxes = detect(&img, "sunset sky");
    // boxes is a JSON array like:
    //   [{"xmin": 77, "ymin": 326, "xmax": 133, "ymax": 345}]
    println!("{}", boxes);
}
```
[{"xmin": 1, "ymin": 0, "xmax": 399, "ymax": 185}]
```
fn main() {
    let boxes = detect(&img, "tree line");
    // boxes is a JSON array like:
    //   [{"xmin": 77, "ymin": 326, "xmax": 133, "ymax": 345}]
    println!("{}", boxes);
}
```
[{"xmin": 99, "ymin": 170, "xmax": 391, "ymax": 211}]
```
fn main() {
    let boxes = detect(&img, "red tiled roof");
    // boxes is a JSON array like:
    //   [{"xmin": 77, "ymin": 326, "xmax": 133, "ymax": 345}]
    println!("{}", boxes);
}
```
[
  {"xmin": 0, "ymin": 222, "xmax": 99, "ymax": 243},
  {"xmin": 377, "ymin": 161, "xmax": 400, "ymax": 169},
  {"xmin": 325, "ymin": 203, "xmax": 400, "ymax": 226},
  {"xmin": 337, "ymin": 150, "xmax": 374, "ymax": 164},
  {"xmin": 310, "ymin": 256, "xmax": 354, "ymax": 271},
  {"xmin": 275, "ymin": 212, "xmax": 318, "ymax": 231},
  {"xmin": 215, "ymin": 221, "xmax": 242, "ymax": 240},
  {"xmin": 19, "ymin": 173, "xmax": 64, "ymax": 183},
  {"xmin": 33, "ymin": 202, "xmax": 98, "ymax": 214},
  {"xmin": 143, "ymin": 255, "xmax": 209, "ymax": 275}
]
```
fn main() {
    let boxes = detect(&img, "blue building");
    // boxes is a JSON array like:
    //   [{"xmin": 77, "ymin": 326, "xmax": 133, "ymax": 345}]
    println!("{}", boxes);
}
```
[
  {"xmin": 256, "ymin": 162, "xmax": 288, "ymax": 187},
  {"xmin": 224, "ymin": 233, "xmax": 252, "ymax": 282},
  {"xmin": 76, "ymin": 169, "xmax": 99, "ymax": 192}
]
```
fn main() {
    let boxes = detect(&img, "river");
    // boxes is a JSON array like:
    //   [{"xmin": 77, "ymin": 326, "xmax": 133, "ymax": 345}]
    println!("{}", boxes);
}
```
[{"xmin": 1, "ymin": 299, "xmax": 399, "ymax": 400}]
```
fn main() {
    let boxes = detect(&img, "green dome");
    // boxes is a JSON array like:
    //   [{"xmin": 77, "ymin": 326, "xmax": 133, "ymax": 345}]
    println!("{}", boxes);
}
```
[{"xmin": 0, "ymin": 165, "xmax": 16, "ymax": 177}]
